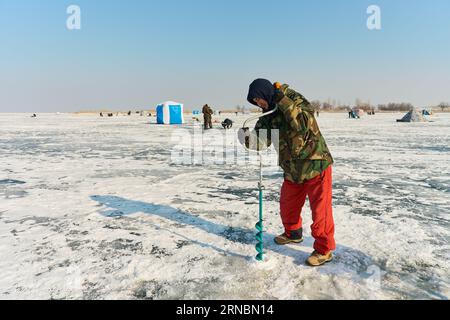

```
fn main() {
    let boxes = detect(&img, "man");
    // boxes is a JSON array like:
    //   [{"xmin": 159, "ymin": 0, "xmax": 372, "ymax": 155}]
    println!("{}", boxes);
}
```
[
  {"xmin": 239, "ymin": 79, "xmax": 335, "ymax": 266},
  {"xmin": 202, "ymin": 104, "xmax": 213, "ymax": 130}
]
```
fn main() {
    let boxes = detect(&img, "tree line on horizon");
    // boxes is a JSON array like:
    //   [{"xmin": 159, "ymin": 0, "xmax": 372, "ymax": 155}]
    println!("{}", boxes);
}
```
[
  {"xmin": 308, "ymin": 100, "xmax": 450, "ymax": 112},
  {"xmin": 236, "ymin": 100, "xmax": 449, "ymax": 113}
]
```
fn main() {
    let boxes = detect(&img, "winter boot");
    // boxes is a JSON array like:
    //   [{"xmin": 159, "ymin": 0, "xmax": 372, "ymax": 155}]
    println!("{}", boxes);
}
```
[
  {"xmin": 274, "ymin": 229, "xmax": 303, "ymax": 245},
  {"xmin": 306, "ymin": 250, "xmax": 333, "ymax": 266}
]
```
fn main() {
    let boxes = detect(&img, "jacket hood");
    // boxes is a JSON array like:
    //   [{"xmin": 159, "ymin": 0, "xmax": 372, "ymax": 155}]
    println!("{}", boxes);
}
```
[{"xmin": 247, "ymin": 79, "xmax": 276, "ymax": 108}]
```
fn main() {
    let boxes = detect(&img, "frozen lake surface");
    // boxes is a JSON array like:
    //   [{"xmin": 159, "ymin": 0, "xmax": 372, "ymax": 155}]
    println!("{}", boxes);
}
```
[{"xmin": 0, "ymin": 112, "xmax": 449, "ymax": 300}]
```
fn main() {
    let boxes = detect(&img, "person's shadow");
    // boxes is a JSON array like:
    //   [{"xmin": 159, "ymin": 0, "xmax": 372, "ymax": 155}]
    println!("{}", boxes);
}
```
[{"xmin": 90, "ymin": 195, "xmax": 375, "ymax": 273}]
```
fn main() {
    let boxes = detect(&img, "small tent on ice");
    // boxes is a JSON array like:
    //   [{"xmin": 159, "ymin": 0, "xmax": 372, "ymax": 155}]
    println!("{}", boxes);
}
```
[
  {"xmin": 397, "ymin": 108, "xmax": 428, "ymax": 123},
  {"xmin": 422, "ymin": 109, "xmax": 432, "ymax": 116},
  {"xmin": 156, "ymin": 101, "xmax": 184, "ymax": 125}
]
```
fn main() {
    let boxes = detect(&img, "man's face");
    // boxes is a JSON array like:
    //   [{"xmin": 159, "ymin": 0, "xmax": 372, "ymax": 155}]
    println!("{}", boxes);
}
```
[{"xmin": 253, "ymin": 98, "xmax": 269, "ymax": 110}]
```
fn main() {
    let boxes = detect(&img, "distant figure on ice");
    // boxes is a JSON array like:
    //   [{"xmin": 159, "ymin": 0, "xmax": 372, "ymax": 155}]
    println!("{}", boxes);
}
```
[
  {"xmin": 239, "ymin": 79, "xmax": 335, "ymax": 267},
  {"xmin": 221, "ymin": 118, "xmax": 233, "ymax": 129},
  {"xmin": 100, "ymin": 112, "xmax": 104, "ymax": 117},
  {"xmin": 202, "ymin": 104, "xmax": 213, "ymax": 130},
  {"xmin": 316, "ymin": 110, "xmax": 320, "ymax": 117},
  {"xmin": 349, "ymin": 110, "xmax": 359, "ymax": 119},
  {"xmin": 127, "ymin": 111, "xmax": 131, "ymax": 116},
  {"xmin": 31, "ymin": 114, "xmax": 37, "ymax": 118}
]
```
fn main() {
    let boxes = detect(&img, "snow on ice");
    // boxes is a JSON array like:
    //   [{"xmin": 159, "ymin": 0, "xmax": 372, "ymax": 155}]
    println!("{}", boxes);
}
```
[{"xmin": 0, "ymin": 112, "xmax": 449, "ymax": 299}]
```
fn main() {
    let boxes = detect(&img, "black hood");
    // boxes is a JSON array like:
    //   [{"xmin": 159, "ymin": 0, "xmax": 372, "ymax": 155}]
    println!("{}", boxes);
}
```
[{"xmin": 247, "ymin": 79, "xmax": 276, "ymax": 109}]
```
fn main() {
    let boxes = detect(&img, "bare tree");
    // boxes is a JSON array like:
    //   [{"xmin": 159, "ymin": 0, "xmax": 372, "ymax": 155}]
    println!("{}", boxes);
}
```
[
  {"xmin": 438, "ymin": 102, "xmax": 450, "ymax": 111},
  {"xmin": 354, "ymin": 99, "xmax": 373, "ymax": 111},
  {"xmin": 378, "ymin": 103, "xmax": 413, "ymax": 112},
  {"xmin": 336, "ymin": 104, "xmax": 351, "ymax": 111},
  {"xmin": 322, "ymin": 102, "xmax": 333, "ymax": 111},
  {"xmin": 310, "ymin": 100, "xmax": 321, "ymax": 111}
]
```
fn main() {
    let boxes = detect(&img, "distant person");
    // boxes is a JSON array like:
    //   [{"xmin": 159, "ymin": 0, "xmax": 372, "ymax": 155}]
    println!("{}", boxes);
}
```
[
  {"xmin": 128, "ymin": 111, "xmax": 131, "ymax": 116},
  {"xmin": 100, "ymin": 112, "xmax": 104, "ymax": 117},
  {"xmin": 316, "ymin": 110, "xmax": 320, "ymax": 117},
  {"xmin": 202, "ymin": 104, "xmax": 213, "ymax": 130},
  {"xmin": 221, "ymin": 118, "xmax": 233, "ymax": 129},
  {"xmin": 235, "ymin": 112, "xmax": 238, "ymax": 116},
  {"xmin": 31, "ymin": 114, "xmax": 37, "ymax": 118}
]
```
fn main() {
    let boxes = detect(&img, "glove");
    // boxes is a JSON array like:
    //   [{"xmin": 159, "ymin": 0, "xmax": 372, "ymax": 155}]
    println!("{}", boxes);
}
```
[
  {"xmin": 238, "ymin": 127, "xmax": 250, "ymax": 146},
  {"xmin": 272, "ymin": 82, "xmax": 284, "ymax": 104},
  {"xmin": 272, "ymin": 88, "xmax": 285, "ymax": 104}
]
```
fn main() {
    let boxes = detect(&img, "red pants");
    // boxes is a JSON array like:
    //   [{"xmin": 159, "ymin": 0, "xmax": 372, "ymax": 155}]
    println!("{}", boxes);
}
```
[{"xmin": 280, "ymin": 166, "xmax": 336, "ymax": 254}]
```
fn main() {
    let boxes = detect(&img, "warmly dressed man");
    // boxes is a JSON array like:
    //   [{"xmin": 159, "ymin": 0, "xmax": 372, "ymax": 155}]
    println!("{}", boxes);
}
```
[
  {"xmin": 202, "ymin": 104, "xmax": 214, "ymax": 130},
  {"xmin": 238, "ymin": 79, "xmax": 335, "ymax": 266}
]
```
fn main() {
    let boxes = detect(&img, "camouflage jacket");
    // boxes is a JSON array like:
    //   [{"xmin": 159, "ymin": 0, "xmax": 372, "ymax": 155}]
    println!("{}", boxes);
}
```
[
  {"xmin": 202, "ymin": 105, "xmax": 213, "ymax": 117},
  {"xmin": 246, "ymin": 84, "xmax": 334, "ymax": 183}
]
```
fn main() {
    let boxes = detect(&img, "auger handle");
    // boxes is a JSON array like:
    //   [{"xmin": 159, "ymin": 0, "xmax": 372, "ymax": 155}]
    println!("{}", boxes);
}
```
[{"xmin": 242, "ymin": 106, "xmax": 278, "ymax": 129}]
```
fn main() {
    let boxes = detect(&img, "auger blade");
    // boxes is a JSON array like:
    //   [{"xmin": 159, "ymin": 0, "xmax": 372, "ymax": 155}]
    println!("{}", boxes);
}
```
[
  {"xmin": 255, "ymin": 242, "xmax": 263, "ymax": 252},
  {"xmin": 255, "ymin": 221, "xmax": 263, "ymax": 231},
  {"xmin": 255, "ymin": 253, "xmax": 264, "ymax": 261},
  {"xmin": 256, "ymin": 231, "xmax": 263, "ymax": 242}
]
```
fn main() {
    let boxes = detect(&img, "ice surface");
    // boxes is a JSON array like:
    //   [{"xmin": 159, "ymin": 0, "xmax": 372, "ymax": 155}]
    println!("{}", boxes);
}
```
[{"xmin": 0, "ymin": 112, "xmax": 449, "ymax": 300}]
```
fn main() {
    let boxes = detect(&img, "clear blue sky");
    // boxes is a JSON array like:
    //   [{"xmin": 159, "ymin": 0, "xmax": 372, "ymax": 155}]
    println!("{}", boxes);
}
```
[{"xmin": 1, "ymin": 0, "xmax": 449, "ymax": 112}]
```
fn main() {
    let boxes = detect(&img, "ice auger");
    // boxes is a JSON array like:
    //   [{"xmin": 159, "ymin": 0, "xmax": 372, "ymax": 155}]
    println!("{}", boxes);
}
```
[{"xmin": 242, "ymin": 106, "xmax": 278, "ymax": 261}]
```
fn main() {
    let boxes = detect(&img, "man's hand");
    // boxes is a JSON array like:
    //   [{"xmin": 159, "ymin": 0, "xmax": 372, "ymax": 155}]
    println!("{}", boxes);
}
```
[
  {"xmin": 273, "ymin": 88, "xmax": 285, "ymax": 104},
  {"xmin": 238, "ymin": 127, "xmax": 250, "ymax": 146},
  {"xmin": 271, "ymin": 82, "xmax": 284, "ymax": 104}
]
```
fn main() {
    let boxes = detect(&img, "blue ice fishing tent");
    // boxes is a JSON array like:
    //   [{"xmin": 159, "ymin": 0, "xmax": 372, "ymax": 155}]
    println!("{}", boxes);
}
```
[{"xmin": 156, "ymin": 101, "xmax": 184, "ymax": 125}]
